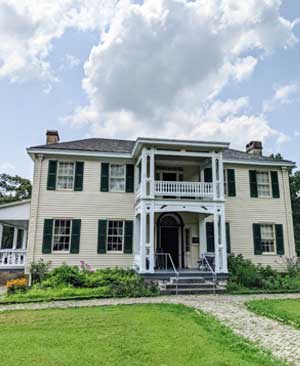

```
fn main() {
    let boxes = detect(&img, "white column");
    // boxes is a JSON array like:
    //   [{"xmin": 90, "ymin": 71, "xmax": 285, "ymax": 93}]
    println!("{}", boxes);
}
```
[
  {"xmin": 218, "ymin": 152, "xmax": 225, "ymax": 200},
  {"xmin": 213, "ymin": 211, "xmax": 220, "ymax": 272},
  {"xmin": 139, "ymin": 204, "xmax": 146, "ymax": 273},
  {"xmin": 148, "ymin": 207, "xmax": 155, "ymax": 273},
  {"xmin": 141, "ymin": 149, "xmax": 147, "ymax": 198},
  {"xmin": 23, "ymin": 230, "xmax": 28, "ymax": 250},
  {"xmin": 199, "ymin": 215, "xmax": 206, "ymax": 255},
  {"xmin": 211, "ymin": 152, "xmax": 217, "ymax": 200},
  {"xmin": 13, "ymin": 227, "xmax": 18, "ymax": 250},
  {"xmin": 0, "ymin": 224, "xmax": 3, "ymax": 249}
]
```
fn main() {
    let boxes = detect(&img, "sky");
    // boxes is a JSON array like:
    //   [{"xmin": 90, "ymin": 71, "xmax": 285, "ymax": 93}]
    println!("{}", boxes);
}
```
[{"xmin": 0, "ymin": 0, "xmax": 300, "ymax": 179}]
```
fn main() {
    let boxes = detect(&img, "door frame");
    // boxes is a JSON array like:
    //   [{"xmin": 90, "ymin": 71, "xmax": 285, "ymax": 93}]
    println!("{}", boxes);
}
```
[{"xmin": 156, "ymin": 212, "xmax": 184, "ymax": 269}]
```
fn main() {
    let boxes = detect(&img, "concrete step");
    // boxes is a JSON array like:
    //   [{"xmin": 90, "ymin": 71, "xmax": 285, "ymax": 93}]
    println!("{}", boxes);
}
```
[
  {"xmin": 165, "ymin": 282, "xmax": 215, "ymax": 289},
  {"xmin": 161, "ymin": 287, "xmax": 226, "ymax": 295},
  {"xmin": 170, "ymin": 276, "xmax": 205, "ymax": 284}
]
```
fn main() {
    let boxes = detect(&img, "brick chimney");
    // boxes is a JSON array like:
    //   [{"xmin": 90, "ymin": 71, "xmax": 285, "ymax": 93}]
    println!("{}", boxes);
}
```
[
  {"xmin": 46, "ymin": 130, "xmax": 60, "ymax": 145},
  {"xmin": 246, "ymin": 141, "xmax": 263, "ymax": 156}
]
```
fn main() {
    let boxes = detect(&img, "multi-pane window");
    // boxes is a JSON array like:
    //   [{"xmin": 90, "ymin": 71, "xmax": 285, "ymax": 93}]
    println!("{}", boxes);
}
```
[
  {"xmin": 52, "ymin": 220, "xmax": 72, "ymax": 252},
  {"xmin": 57, "ymin": 162, "xmax": 75, "ymax": 190},
  {"xmin": 109, "ymin": 164, "xmax": 126, "ymax": 192},
  {"xmin": 257, "ymin": 172, "xmax": 271, "ymax": 197},
  {"xmin": 261, "ymin": 224, "xmax": 275, "ymax": 253},
  {"xmin": 1, "ymin": 225, "xmax": 14, "ymax": 249},
  {"xmin": 107, "ymin": 220, "xmax": 124, "ymax": 252}
]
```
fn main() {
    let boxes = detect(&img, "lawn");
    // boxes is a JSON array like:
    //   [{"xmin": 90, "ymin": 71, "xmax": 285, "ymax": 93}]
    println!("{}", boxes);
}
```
[
  {"xmin": 0, "ymin": 304, "xmax": 285, "ymax": 366},
  {"xmin": 247, "ymin": 298, "xmax": 300, "ymax": 328}
]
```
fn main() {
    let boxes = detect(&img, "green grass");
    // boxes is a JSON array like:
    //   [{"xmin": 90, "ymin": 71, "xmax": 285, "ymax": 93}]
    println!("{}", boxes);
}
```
[
  {"xmin": 1, "ymin": 286, "xmax": 159, "ymax": 304},
  {"xmin": 247, "ymin": 298, "xmax": 300, "ymax": 328},
  {"xmin": 0, "ymin": 304, "xmax": 286, "ymax": 366}
]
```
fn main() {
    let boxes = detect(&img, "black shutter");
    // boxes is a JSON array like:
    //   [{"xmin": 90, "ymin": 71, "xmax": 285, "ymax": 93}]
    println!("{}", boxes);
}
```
[
  {"xmin": 124, "ymin": 221, "xmax": 133, "ymax": 254},
  {"xmin": 253, "ymin": 224, "xmax": 262, "ymax": 255},
  {"xmin": 98, "ymin": 220, "xmax": 107, "ymax": 254},
  {"xmin": 74, "ymin": 162, "xmax": 84, "ymax": 191},
  {"xmin": 249, "ymin": 170, "xmax": 258, "ymax": 198},
  {"xmin": 275, "ymin": 224, "xmax": 284, "ymax": 255},
  {"xmin": 70, "ymin": 219, "xmax": 81, "ymax": 254},
  {"xmin": 101, "ymin": 163, "xmax": 109, "ymax": 192},
  {"xmin": 227, "ymin": 169, "xmax": 236, "ymax": 197},
  {"xmin": 206, "ymin": 222, "xmax": 215, "ymax": 252},
  {"xmin": 47, "ymin": 161, "xmax": 57, "ymax": 190},
  {"xmin": 42, "ymin": 219, "xmax": 53, "ymax": 254},
  {"xmin": 126, "ymin": 164, "xmax": 134, "ymax": 193},
  {"xmin": 204, "ymin": 168, "xmax": 213, "ymax": 183},
  {"xmin": 226, "ymin": 223, "xmax": 231, "ymax": 253},
  {"xmin": 271, "ymin": 171, "xmax": 280, "ymax": 198}
]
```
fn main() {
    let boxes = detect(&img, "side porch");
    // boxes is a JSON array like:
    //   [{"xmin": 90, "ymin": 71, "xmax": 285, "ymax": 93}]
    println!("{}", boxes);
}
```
[{"xmin": 134, "ymin": 200, "xmax": 228, "ymax": 276}]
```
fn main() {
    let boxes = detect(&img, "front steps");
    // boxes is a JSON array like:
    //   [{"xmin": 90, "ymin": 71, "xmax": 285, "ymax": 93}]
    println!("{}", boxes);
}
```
[{"xmin": 158, "ymin": 275, "xmax": 226, "ymax": 295}]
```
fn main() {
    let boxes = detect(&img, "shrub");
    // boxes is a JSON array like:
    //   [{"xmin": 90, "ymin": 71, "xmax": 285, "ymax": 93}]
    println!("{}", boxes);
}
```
[
  {"xmin": 29, "ymin": 259, "xmax": 51, "ymax": 284},
  {"xmin": 41, "ymin": 263, "xmax": 85, "ymax": 288},
  {"xmin": 6, "ymin": 278, "xmax": 28, "ymax": 294}
]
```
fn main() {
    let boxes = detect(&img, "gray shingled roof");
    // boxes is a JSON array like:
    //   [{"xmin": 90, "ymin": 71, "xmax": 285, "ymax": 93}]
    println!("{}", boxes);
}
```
[
  {"xmin": 31, "ymin": 138, "xmax": 135, "ymax": 153},
  {"xmin": 30, "ymin": 137, "xmax": 294, "ymax": 165}
]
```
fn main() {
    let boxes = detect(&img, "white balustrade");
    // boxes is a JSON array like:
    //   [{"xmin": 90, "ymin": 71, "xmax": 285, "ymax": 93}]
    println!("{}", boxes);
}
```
[
  {"xmin": 154, "ymin": 181, "xmax": 214, "ymax": 198},
  {"xmin": 0, "ymin": 250, "xmax": 26, "ymax": 268}
]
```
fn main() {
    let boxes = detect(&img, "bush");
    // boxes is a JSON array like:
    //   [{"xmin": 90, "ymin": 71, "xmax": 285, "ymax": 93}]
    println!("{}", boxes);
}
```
[
  {"xmin": 6, "ymin": 278, "xmax": 28, "ymax": 294},
  {"xmin": 35, "ymin": 262, "xmax": 159, "ymax": 298},
  {"xmin": 29, "ymin": 259, "xmax": 51, "ymax": 284},
  {"xmin": 228, "ymin": 254, "xmax": 300, "ymax": 293}
]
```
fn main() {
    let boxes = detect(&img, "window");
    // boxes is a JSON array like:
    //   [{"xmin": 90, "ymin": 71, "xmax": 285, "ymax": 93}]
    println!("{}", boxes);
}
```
[
  {"xmin": 261, "ymin": 224, "xmax": 275, "ymax": 254},
  {"xmin": 16, "ymin": 229, "xmax": 24, "ymax": 249},
  {"xmin": 57, "ymin": 162, "xmax": 75, "ymax": 190},
  {"xmin": 1, "ymin": 225, "xmax": 14, "ymax": 249},
  {"xmin": 107, "ymin": 220, "xmax": 124, "ymax": 252},
  {"xmin": 52, "ymin": 220, "xmax": 72, "ymax": 252},
  {"xmin": 109, "ymin": 164, "xmax": 126, "ymax": 192},
  {"xmin": 257, "ymin": 172, "xmax": 271, "ymax": 197}
]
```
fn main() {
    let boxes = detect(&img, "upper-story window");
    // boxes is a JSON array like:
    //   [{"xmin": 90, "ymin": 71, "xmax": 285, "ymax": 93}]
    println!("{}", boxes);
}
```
[
  {"xmin": 257, "ymin": 172, "xmax": 271, "ymax": 197},
  {"xmin": 57, "ymin": 162, "xmax": 75, "ymax": 190},
  {"xmin": 109, "ymin": 164, "xmax": 126, "ymax": 192}
]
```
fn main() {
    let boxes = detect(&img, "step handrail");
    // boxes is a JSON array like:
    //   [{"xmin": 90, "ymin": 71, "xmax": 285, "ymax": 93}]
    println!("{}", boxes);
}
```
[
  {"xmin": 200, "ymin": 253, "xmax": 217, "ymax": 295},
  {"xmin": 155, "ymin": 252, "xmax": 179, "ymax": 295}
]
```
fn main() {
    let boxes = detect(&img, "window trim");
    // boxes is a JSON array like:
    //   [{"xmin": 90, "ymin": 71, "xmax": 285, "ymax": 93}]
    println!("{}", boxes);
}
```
[
  {"xmin": 256, "ymin": 171, "xmax": 272, "ymax": 198},
  {"xmin": 260, "ymin": 223, "xmax": 276, "ymax": 255},
  {"xmin": 106, "ymin": 220, "xmax": 125, "ymax": 253},
  {"xmin": 52, "ymin": 219, "xmax": 72, "ymax": 253},
  {"xmin": 109, "ymin": 164, "xmax": 126, "ymax": 193},
  {"xmin": 56, "ymin": 161, "xmax": 76, "ymax": 191}
]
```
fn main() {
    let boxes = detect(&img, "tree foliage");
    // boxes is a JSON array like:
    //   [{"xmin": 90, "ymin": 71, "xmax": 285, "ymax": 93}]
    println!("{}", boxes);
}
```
[{"xmin": 0, "ymin": 173, "xmax": 32, "ymax": 205}]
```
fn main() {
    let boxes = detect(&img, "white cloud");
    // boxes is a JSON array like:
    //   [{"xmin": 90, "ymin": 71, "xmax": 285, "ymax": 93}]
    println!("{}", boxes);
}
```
[
  {"xmin": 0, "ymin": 0, "xmax": 119, "ymax": 82},
  {"xmin": 64, "ymin": 0, "xmax": 297, "ymax": 149},
  {"xmin": 64, "ymin": 54, "xmax": 81, "ymax": 69},
  {"xmin": 263, "ymin": 83, "xmax": 300, "ymax": 113}
]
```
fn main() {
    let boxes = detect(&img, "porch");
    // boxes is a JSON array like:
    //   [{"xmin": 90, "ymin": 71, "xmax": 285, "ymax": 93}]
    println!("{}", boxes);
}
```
[
  {"xmin": 0, "ymin": 200, "xmax": 30, "ymax": 271},
  {"xmin": 134, "ymin": 201, "xmax": 228, "ymax": 275}
]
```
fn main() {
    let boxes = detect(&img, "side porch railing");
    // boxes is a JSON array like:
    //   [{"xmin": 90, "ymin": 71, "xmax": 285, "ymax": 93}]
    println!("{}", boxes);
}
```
[
  {"xmin": 0, "ymin": 250, "xmax": 26, "ymax": 268},
  {"xmin": 155, "ymin": 252, "xmax": 179, "ymax": 294},
  {"xmin": 198, "ymin": 253, "xmax": 216, "ymax": 294}
]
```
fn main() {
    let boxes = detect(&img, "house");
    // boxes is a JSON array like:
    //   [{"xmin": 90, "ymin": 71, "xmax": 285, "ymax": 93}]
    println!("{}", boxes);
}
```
[
  {"xmin": 0, "ymin": 200, "xmax": 30, "ymax": 274},
  {"xmin": 25, "ymin": 131, "xmax": 295, "ymax": 281}
]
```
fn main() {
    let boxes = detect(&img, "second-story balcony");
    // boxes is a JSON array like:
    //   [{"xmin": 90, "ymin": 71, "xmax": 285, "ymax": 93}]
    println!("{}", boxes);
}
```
[{"xmin": 154, "ymin": 180, "xmax": 214, "ymax": 198}]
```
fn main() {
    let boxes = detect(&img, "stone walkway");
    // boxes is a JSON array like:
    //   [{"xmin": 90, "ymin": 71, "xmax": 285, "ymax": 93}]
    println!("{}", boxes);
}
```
[{"xmin": 1, "ymin": 293, "xmax": 300, "ymax": 365}]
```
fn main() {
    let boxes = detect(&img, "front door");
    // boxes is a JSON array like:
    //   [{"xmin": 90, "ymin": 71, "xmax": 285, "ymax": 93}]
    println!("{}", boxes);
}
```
[
  {"xmin": 160, "ymin": 226, "xmax": 179, "ymax": 268},
  {"xmin": 162, "ymin": 172, "xmax": 177, "ymax": 181}
]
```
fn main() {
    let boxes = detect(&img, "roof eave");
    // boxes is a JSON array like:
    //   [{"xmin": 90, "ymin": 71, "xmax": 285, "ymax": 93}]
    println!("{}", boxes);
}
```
[
  {"xmin": 26, "ymin": 148, "xmax": 132, "ymax": 159},
  {"xmin": 223, "ymin": 158, "xmax": 295, "ymax": 167}
]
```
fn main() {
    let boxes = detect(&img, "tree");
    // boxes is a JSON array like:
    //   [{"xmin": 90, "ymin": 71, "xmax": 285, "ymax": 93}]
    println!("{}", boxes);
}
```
[{"xmin": 0, "ymin": 173, "xmax": 32, "ymax": 205}]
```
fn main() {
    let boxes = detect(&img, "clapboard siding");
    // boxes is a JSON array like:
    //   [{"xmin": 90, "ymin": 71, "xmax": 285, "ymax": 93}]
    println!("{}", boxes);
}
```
[
  {"xmin": 224, "ymin": 164, "xmax": 295, "ymax": 271},
  {"xmin": 26, "ymin": 156, "xmax": 135, "ymax": 271}
]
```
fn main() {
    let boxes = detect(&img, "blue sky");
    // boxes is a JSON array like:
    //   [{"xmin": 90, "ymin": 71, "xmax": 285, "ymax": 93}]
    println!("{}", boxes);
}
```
[{"xmin": 0, "ymin": 0, "xmax": 300, "ymax": 179}]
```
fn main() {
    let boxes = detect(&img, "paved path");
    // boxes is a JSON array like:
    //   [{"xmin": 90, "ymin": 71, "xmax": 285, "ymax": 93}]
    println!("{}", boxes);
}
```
[{"xmin": 1, "ymin": 293, "xmax": 300, "ymax": 365}]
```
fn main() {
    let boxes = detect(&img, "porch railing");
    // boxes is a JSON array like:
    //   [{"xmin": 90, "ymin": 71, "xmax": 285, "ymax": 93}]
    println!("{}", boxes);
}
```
[
  {"xmin": 154, "ymin": 181, "xmax": 214, "ymax": 198},
  {"xmin": 198, "ymin": 253, "xmax": 216, "ymax": 295},
  {"xmin": 0, "ymin": 250, "xmax": 26, "ymax": 268}
]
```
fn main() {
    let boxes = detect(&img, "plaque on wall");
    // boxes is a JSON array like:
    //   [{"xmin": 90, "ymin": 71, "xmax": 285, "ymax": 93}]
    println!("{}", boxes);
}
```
[{"xmin": 192, "ymin": 237, "xmax": 199, "ymax": 244}]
